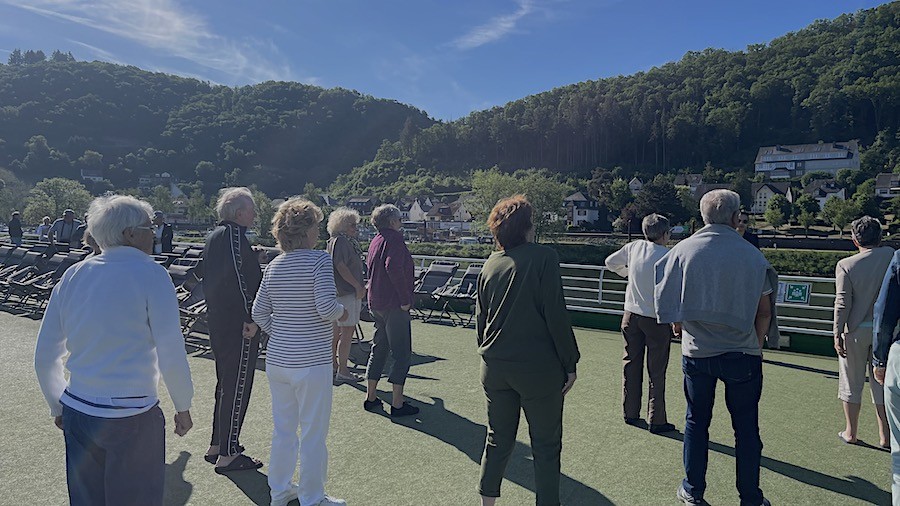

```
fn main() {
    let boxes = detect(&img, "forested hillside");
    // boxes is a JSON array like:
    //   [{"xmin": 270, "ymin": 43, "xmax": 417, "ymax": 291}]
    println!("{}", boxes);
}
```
[
  {"xmin": 0, "ymin": 3, "xmax": 898, "ymax": 204},
  {"xmin": 0, "ymin": 55, "xmax": 433, "ymax": 196},
  {"xmin": 403, "ymin": 3, "xmax": 900, "ymax": 177}
]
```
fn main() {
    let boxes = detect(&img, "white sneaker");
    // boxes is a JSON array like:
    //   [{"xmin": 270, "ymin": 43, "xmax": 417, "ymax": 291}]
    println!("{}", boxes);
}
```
[
  {"xmin": 315, "ymin": 495, "xmax": 347, "ymax": 506},
  {"xmin": 270, "ymin": 485, "xmax": 299, "ymax": 506}
]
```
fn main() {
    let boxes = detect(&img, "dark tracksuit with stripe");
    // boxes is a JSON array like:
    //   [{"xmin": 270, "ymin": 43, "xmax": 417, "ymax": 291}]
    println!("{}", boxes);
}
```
[{"xmin": 202, "ymin": 221, "xmax": 263, "ymax": 457}]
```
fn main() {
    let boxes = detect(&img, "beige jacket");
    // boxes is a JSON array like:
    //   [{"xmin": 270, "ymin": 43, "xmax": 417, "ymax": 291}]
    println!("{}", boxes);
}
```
[{"xmin": 834, "ymin": 246, "xmax": 894, "ymax": 338}]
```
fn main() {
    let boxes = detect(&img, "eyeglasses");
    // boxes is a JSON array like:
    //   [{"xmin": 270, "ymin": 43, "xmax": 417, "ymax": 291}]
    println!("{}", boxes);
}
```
[{"xmin": 737, "ymin": 220, "xmax": 749, "ymax": 224}]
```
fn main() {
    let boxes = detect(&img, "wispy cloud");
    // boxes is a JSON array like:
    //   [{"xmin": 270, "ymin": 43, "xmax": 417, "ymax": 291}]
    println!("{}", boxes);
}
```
[
  {"xmin": 1, "ymin": 0, "xmax": 293, "ymax": 83},
  {"xmin": 450, "ymin": 0, "xmax": 536, "ymax": 50},
  {"xmin": 67, "ymin": 39, "xmax": 125, "ymax": 65}
]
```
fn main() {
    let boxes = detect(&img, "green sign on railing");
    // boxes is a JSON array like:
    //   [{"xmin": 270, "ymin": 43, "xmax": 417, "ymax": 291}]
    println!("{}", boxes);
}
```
[{"xmin": 777, "ymin": 281, "xmax": 811, "ymax": 305}]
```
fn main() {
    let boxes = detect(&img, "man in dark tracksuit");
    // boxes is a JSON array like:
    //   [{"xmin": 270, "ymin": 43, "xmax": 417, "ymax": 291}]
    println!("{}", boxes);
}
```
[{"xmin": 201, "ymin": 188, "xmax": 264, "ymax": 473}]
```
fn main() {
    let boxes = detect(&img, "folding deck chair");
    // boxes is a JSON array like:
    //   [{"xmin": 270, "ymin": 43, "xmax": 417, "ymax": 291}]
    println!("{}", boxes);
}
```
[
  {"xmin": 427, "ymin": 264, "xmax": 482, "ymax": 327},
  {"xmin": 411, "ymin": 261, "xmax": 458, "ymax": 318}
]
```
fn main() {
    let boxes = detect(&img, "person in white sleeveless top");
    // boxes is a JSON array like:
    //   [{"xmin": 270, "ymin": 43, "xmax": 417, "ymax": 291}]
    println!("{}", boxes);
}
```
[{"xmin": 252, "ymin": 198, "xmax": 349, "ymax": 506}]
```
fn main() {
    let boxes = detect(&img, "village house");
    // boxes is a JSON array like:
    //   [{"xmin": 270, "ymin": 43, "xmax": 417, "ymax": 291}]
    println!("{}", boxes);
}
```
[
  {"xmin": 674, "ymin": 174, "xmax": 703, "ymax": 193},
  {"xmin": 562, "ymin": 191, "xmax": 599, "ymax": 227},
  {"xmin": 802, "ymin": 179, "xmax": 846, "ymax": 209},
  {"xmin": 80, "ymin": 168, "xmax": 106, "ymax": 183},
  {"xmin": 408, "ymin": 197, "xmax": 433, "ymax": 222},
  {"xmin": 875, "ymin": 173, "xmax": 900, "ymax": 199},
  {"xmin": 628, "ymin": 177, "xmax": 643, "ymax": 195},
  {"xmin": 751, "ymin": 182, "xmax": 793, "ymax": 214},
  {"xmin": 345, "ymin": 196, "xmax": 379, "ymax": 216}
]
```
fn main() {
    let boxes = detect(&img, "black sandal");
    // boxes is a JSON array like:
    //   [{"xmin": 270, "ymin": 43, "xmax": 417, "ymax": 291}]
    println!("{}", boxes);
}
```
[
  {"xmin": 204, "ymin": 454, "xmax": 218, "ymax": 464},
  {"xmin": 214, "ymin": 455, "xmax": 263, "ymax": 474}
]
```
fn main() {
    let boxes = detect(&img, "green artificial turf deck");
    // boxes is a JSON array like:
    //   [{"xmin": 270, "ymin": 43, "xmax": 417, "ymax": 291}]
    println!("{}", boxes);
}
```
[{"xmin": 0, "ymin": 310, "xmax": 890, "ymax": 505}]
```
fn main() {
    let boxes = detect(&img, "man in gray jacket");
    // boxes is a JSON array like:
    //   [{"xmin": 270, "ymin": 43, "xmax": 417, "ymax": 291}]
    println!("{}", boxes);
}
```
[{"xmin": 655, "ymin": 189, "xmax": 776, "ymax": 506}]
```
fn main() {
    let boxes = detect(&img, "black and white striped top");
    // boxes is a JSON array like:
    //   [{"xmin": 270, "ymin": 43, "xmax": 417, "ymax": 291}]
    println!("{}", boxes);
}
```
[{"xmin": 252, "ymin": 249, "xmax": 345, "ymax": 369}]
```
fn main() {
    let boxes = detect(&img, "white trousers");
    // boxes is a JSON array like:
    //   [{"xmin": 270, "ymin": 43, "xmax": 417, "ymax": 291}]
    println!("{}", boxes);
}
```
[
  {"xmin": 267, "ymin": 363, "xmax": 333, "ymax": 506},
  {"xmin": 886, "ymin": 342, "xmax": 900, "ymax": 506}
]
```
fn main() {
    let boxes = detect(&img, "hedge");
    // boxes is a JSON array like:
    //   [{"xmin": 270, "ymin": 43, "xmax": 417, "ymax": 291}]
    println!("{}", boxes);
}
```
[
  {"xmin": 761, "ymin": 249, "xmax": 851, "ymax": 277},
  {"xmin": 406, "ymin": 242, "xmax": 850, "ymax": 277},
  {"xmin": 405, "ymin": 241, "xmax": 621, "ymax": 265}
]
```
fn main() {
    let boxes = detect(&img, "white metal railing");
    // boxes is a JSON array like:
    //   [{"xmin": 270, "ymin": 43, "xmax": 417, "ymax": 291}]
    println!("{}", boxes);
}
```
[{"xmin": 411, "ymin": 254, "xmax": 836, "ymax": 339}]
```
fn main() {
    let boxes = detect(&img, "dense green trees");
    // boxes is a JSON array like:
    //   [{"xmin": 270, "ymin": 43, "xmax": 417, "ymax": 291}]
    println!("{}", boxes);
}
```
[
  {"xmin": 0, "ymin": 3, "xmax": 897, "ymax": 215},
  {"xmin": 23, "ymin": 178, "xmax": 92, "ymax": 224},
  {"xmin": 403, "ymin": 4, "xmax": 899, "ymax": 180},
  {"xmin": 0, "ymin": 58, "xmax": 433, "ymax": 198},
  {"xmin": 468, "ymin": 168, "xmax": 572, "ymax": 239}
]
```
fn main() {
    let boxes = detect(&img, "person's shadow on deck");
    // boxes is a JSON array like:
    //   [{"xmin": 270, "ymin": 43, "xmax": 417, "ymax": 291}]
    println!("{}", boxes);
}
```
[
  {"xmin": 224, "ymin": 469, "xmax": 272, "ymax": 505},
  {"xmin": 660, "ymin": 431, "xmax": 890, "ymax": 504},
  {"xmin": 164, "ymin": 451, "xmax": 194, "ymax": 506},
  {"xmin": 385, "ymin": 396, "xmax": 613, "ymax": 505}
]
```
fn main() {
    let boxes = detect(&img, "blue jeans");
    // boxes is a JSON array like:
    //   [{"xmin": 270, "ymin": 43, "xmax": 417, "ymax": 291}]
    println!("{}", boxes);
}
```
[
  {"xmin": 63, "ymin": 404, "xmax": 165, "ymax": 506},
  {"xmin": 682, "ymin": 353, "xmax": 764, "ymax": 505}
]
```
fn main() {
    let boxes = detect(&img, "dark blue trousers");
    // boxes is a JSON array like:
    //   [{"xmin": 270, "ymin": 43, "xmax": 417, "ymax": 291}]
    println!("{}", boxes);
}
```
[
  {"xmin": 682, "ymin": 353, "xmax": 764, "ymax": 506},
  {"xmin": 63, "ymin": 404, "xmax": 165, "ymax": 506}
]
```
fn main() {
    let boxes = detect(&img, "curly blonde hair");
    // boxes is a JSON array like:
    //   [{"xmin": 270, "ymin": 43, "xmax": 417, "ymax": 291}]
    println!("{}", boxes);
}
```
[
  {"xmin": 326, "ymin": 207, "xmax": 360, "ymax": 237},
  {"xmin": 271, "ymin": 198, "xmax": 324, "ymax": 252}
]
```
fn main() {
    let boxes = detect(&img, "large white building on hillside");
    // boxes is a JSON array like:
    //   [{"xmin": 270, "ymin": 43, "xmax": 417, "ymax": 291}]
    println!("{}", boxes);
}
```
[{"xmin": 754, "ymin": 140, "xmax": 859, "ymax": 179}]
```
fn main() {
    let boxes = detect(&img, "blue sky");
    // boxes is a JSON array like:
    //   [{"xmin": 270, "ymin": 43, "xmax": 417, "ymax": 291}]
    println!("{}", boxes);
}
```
[{"xmin": 0, "ymin": 0, "xmax": 888, "ymax": 120}]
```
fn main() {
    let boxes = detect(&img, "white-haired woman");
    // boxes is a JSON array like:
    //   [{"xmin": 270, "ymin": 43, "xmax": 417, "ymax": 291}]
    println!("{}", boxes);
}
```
[
  {"xmin": 327, "ymin": 207, "xmax": 366, "ymax": 384},
  {"xmin": 252, "ymin": 198, "xmax": 348, "ymax": 506},
  {"xmin": 35, "ymin": 195, "xmax": 194, "ymax": 506}
]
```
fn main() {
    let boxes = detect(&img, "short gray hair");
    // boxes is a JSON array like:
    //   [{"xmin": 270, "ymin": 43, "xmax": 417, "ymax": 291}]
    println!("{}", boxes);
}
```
[
  {"xmin": 327, "ymin": 207, "xmax": 360, "ymax": 236},
  {"xmin": 216, "ymin": 187, "xmax": 254, "ymax": 222},
  {"xmin": 371, "ymin": 204, "xmax": 401, "ymax": 231},
  {"xmin": 851, "ymin": 216, "xmax": 883, "ymax": 247},
  {"xmin": 86, "ymin": 195, "xmax": 153, "ymax": 251},
  {"xmin": 642, "ymin": 213, "xmax": 670, "ymax": 242},
  {"xmin": 699, "ymin": 189, "xmax": 741, "ymax": 225}
]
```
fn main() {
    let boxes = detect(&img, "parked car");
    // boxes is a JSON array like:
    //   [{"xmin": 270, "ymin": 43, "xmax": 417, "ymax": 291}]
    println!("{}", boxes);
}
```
[{"xmin": 459, "ymin": 237, "xmax": 478, "ymax": 245}]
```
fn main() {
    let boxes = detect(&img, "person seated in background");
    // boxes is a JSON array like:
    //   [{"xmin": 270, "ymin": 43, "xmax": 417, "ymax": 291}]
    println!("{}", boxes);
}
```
[
  {"xmin": 36, "ymin": 216, "xmax": 52, "ymax": 241},
  {"xmin": 736, "ymin": 210, "xmax": 759, "ymax": 249},
  {"xmin": 833, "ymin": 216, "xmax": 893, "ymax": 448},
  {"xmin": 47, "ymin": 209, "xmax": 82, "ymax": 246},
  {"xmin": 8, "ymin": 211, "xmax": 23, "ymax": 246},
  {"xmin": 605, "ymin": 213, "xmax": 676, "ymax": 434},
  {"xmin": 152, "ymin": 211, "xmax": 174, "ymax": 254}
]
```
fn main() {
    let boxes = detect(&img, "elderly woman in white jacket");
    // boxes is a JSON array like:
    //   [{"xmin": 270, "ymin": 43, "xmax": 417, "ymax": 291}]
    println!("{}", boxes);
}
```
[
  {"xmin": 252, "ymin": 198, "xmax": 349, "ymax": 506},
  {"xmin": 34, "ymin": 195, "xmax": 194, "ymax": 506}
]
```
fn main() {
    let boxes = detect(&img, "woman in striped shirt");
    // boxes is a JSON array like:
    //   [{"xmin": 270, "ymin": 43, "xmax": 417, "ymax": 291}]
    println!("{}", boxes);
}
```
[{"xmin": 252, "ymin": 198, "xmax": 348, "ymax": 506}]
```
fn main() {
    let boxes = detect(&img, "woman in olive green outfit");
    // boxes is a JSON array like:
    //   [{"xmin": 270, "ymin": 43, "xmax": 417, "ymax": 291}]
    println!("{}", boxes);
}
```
[{"xmin": 475, "ymin": 195, "xmax": 581, "ymax": 506}]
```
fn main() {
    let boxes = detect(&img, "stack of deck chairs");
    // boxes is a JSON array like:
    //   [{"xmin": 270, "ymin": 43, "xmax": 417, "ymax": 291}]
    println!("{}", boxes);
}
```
[{"xmin": 0, "ymin": 241, "xmax": 209, "ymax": 341}]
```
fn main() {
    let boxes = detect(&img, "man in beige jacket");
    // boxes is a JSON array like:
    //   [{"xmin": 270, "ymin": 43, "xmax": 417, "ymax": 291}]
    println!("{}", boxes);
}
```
[{"xmin": 834, "ymin": 216, "xmax": 894, "ymax": 447}]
